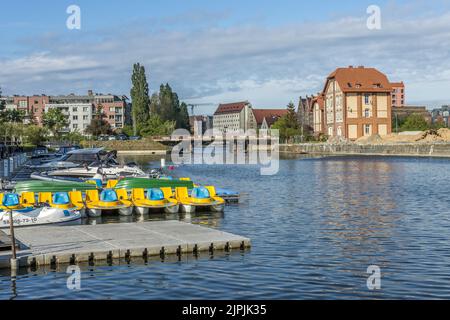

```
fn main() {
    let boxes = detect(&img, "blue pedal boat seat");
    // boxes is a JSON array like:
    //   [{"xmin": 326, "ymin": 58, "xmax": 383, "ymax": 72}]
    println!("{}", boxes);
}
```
[
  {"xmin": 3, "ymin": 194, "xmax": 20, "ymax": 207},
  {"xmin": 147, "ymin": 188, "xmax": 165, "ymax": 201},
  {"xmin": 100, "ymin": 189, "xmax": 118, "ymax": 202},
  {"xmin": 191, "ymin": 187, "xmax": 210, "ymax": 199},
  {"xmin": 53, "ymin": 192, "xmax": 70, "ymax": 205}
]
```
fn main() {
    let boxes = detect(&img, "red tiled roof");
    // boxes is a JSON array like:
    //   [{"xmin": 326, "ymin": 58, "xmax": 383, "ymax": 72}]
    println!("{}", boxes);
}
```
[
  {"xmin": 390, "ymin": 82, "xmax": 404, "ymax": 87},
  {"xmin": 252, "ymin": 109, "xmax": 288, "ymax": 126},
  {"xmin": 214, "ymin": 101, "xmax": 249, "ymax": 115},
  {"xmin": 325, "ymin": 66, "xmax": 392, "ymax": 93},
  {"xmin": 311, "ymin": 95, "xmax": 324, "ymax": 110}
]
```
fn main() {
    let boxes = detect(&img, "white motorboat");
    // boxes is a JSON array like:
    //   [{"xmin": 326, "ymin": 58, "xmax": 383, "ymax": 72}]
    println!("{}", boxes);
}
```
[
  {"xmin": 0, "ymin": 193, "xmax": 81, "ymax": 228},
  {"xmin": 28, "ymin": 148, "xmax": 109, "ymax": 170},
  {"xmin": 29, "ymin": 148, "xmax": 146, "ymax": 180}
]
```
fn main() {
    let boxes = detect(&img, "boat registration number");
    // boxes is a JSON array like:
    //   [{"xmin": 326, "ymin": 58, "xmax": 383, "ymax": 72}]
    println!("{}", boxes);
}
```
[{"xmin": 2, "ymin": 217, "xmax": 38, "ymax": 226}]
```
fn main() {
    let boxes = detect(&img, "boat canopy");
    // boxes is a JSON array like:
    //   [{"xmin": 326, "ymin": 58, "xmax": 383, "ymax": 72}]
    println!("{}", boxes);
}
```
[
  {"xmin": 147, "ymin": 188, "xmax": 165, "ymax": 201},
  {"xmin": 191, "ymin": 187, "xmax": 210, "ymax": 199}
]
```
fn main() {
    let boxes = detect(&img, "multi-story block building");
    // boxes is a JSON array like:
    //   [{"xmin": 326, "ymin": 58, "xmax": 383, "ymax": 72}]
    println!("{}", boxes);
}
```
[
  {"xmin": 318, "ymin": 66, "xmax": 393, "ymax": 140},
  {"xmin": 1, "ymin": 91, "xmax": 129, "ymax": 133},
  {"xmin": 390, "ymin": 82, "xmax": 405, "ymax": 107},
  {"xmin": 297, "ymin": 96, "xmax": 314, "ymax": 135},
  {"xmin": 431, "ymin": 105, "xmax": 450, "ymax": 126},
  {"xmin": 213, "ymin": 101, "xmax": 256, "ymax": 133},
  {"xmin": 44, "ymin": 103, "xmax": 94, "ymax": 133},
  {"xmin": 311, "ymin": 94, "xmax": 325, "ymax": 135}
]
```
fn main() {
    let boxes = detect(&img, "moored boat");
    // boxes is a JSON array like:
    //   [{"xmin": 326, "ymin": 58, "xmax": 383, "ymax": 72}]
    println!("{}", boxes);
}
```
[
  {"xmin": 175, "ymin": 186, "xmax": 225, "ymax": 213},
  {"xmin": 85, "ymin": 189, "xmax": 133, "ymax": 217},
  {"xmin": 131, "ymin": 188, "xmax": 179, "ymax": 214},
  {"xmin": 0, "ymin": 192, "xmax": 81, "ymax": 228}
]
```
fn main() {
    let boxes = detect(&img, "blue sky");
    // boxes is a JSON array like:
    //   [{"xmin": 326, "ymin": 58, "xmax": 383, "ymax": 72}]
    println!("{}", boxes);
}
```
[{"xmin": 1, "ymin": 0, "xmax": 450, "ymax": 113}]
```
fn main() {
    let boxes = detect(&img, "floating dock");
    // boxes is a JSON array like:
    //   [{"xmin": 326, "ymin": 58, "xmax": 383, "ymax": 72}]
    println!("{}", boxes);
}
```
[{"xmin": 0, "ymin": 221, "xmax": 251, "ymax": 269}]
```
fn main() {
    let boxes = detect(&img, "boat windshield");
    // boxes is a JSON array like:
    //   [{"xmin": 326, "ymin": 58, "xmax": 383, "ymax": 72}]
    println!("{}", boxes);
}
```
[
  {"xmin": 147, "ymin": 189, "xmax": 165, "ymax": 201},
  {"xmin": 100, "ymin": 190, "xmax": 118, "ymax": 202},
  {"xmin": 60, "ymin": 153, "xmax": 99, "ymax": 164},
  {"xmin": 191, "ymin": 187, "xmax": 210, "ymax": 199},
  {"xmin": 2, "ymin": 194, "xmax": 20, "ymax": 207},
  {"xmin": 53, "ymin": 192, "xmax": 70, "ymax": 205}
]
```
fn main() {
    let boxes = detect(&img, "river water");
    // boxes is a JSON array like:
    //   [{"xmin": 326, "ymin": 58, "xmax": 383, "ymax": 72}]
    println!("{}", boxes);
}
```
[{"xmin": 1, "ymin": 155, "xmax": 450, "ymax": 299}]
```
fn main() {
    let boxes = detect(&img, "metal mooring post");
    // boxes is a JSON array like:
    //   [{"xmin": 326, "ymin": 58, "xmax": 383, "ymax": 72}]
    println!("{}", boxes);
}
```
[{"xmin": 8, "ymin": 208, "xmax": 18, "ymax": 272}]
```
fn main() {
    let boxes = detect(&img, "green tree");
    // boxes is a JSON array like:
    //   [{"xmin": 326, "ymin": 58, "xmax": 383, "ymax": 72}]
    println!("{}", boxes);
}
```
[
  {"xmin": 120, "ymin": 125, "xmax": 135, "ymax": 137},
  {"xmin": 178, "ymin": 102, "xmax": 190, "ymax": 130},
  {"xmin": 63, "ymin": 130, "xmax": 84, "ymax": 144},
  {"xmin": 85, "ymin": 104, "xmax": 112, "ymax": 137},
  {"xmin": 272, "ymin": 102, "xmax": 302, "ymax": 142},
  {"xmin": 286, "ymin": 102, "xmax": 299, "ymax": 129},
  {"xmin": 42, "ymin": 108, "xmax": 69, "ymax": 138},
  {"xmin": 130, "ymin": 63, "xmax": 150, "ymax": 135},
  {"xmin": 24, "ymin": 125, "xmax": 49, "ymax": 146},
  {"xmin": 0, "ymin": 109, "xmax": 25, "ymax": 123},
  {"xmin": 150, "ymin": 83, "xmax": 190, "ymax": 130},
  {"xmin": 400, "ymin": 113, "xmax": 429, "ymax": 131},
  {"xmin": 0, "ymin": 87, "xmax": 6, "ymax": 112},
  {"xmin": 140, "ymin": 114, "xmax": 176, "ymax": 137}
]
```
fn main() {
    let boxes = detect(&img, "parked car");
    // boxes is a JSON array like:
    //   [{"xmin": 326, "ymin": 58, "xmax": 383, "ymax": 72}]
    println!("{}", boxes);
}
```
[
  {"xmin": 129, "ymin": 136, "xmax": 142, "ymax": 141},
  {"xmin": 116, "ymin": 134, "xmax": 128, "ymax": 141},
  {"xmin": 98, "ymin": 135, "xmax": 109, "ymax": 141},
  {"xmin": 108, "ymin": 135, "xmax": 117, "ymax": 141}
]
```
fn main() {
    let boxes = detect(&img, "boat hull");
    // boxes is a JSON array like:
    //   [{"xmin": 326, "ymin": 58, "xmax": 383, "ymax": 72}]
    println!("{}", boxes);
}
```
[
  {"xmin": 87, "ymin": 206, "xmax": 133, "ymax": 217},
  {"xmin": 180, "ymin": 204, "xmax": 196, "ymax": 213},
  {"xmin": 134, "ymin": 204, "xmax": 180, "ymax": 215},
  {"xmin": 0, "ymin": 207, "xmax": 81, "ymax": 228}
]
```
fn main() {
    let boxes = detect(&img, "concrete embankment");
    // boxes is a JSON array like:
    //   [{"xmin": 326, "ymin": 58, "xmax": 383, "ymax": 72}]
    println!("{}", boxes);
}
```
[
  {"xmin": 81, "ymin": 139, "xmax": 168, "ymax": 155},
  {"xmin": 280, "ymin": 143, "xmax": 450, "ymax": 158}
]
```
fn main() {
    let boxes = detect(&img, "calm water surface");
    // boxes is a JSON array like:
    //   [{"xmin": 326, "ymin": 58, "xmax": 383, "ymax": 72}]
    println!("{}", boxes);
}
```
[{"xmin": 1, "ymin": 155, "xmax": 450, "ymax": 299}]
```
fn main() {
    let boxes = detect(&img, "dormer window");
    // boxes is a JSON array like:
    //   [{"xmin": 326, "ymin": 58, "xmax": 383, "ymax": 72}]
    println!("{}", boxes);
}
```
[{"xmin": 356, "ymin": 83, "xmax": 361, "ymax": 88}]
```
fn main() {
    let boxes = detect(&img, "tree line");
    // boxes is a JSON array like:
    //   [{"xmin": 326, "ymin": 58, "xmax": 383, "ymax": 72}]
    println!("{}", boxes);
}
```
[
  {"xmin": 0, "ymin": 63, "xmax": 190, "ymax": 145},
  {"xmin": 128, "ymin": 63, "xmax": 190, "ymax": 137}
]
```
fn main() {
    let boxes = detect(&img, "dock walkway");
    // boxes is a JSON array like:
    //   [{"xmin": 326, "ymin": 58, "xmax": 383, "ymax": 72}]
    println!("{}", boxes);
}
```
[{"xmin": 0, "ymin": 221, "xmax": 250, "ymax": 269}]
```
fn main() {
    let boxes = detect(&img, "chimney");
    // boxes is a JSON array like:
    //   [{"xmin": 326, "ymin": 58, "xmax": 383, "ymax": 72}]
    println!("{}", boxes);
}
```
[
  {"xmin": 358, "ymin": 65, "xmax": 364, "ymax": 68},
  {"xmin": 88, "ymin": 90, "xmax": 93, "ymax": 96},
  {"xmin": 349, "ymin": 65, "xmax": 353, "ymax": 68}
]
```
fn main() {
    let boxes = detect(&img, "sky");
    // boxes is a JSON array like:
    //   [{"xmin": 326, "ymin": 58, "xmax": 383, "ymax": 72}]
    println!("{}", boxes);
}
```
[{"xmin": 1, "ymin": 0, "xmax": 450, "ymax": 114}]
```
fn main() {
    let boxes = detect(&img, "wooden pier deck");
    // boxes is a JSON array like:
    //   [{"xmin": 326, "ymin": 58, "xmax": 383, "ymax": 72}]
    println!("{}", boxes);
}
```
[
  {"xmin": 0, "ymin": 232, "xmax": 12, "ymax": 252},
  {"xmin": 0, "ymin": 221, "xmax": 251, "ymax": 269}
]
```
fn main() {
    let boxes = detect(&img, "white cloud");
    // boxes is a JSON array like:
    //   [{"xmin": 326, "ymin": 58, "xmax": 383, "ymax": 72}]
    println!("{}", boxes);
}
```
[{"xmin": 1, "ymin": 7, "xmax": 450, "ymax": 111}]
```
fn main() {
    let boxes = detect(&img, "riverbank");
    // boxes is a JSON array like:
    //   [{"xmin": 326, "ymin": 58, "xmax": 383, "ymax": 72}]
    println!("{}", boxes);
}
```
[
  {"xmin": 280, "ymin": 142, "xmax": 450, "ymax": 157},
  {"xmin": 80, "ymin": 139, "xmax": 168, "ymax": 155}
]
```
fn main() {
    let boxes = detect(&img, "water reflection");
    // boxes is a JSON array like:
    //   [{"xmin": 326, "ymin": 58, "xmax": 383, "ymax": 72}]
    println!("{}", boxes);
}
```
[{"xmin": 3, "ymin": 155, "xmax": 450, "ymax": 299}]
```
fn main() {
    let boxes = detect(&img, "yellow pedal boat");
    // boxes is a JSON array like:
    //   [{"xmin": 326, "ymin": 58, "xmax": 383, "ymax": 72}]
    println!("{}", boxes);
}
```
[
  {"xmin": 175, "ymin": 186, "xmax": 225, "ymax": 213},
  {"xmin": 85, "ymin": 189, "xmax": 133, "ymax": 217},
  {"xmin": 131, "ymin": 188, "xmax": 179, "ymax": 215}
]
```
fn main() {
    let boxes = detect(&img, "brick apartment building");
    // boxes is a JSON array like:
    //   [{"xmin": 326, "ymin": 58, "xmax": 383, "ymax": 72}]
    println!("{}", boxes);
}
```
[
  {"xmin": 390, "ymin": 82, "xmax": 405, "ymax": 107},
  {"xmin": 317, "ymin": 66, "xmax": 393, "ymax": 140},
  {"xmin": 1, "ymin": 91, "xmax": 129, "ymax": 133}
]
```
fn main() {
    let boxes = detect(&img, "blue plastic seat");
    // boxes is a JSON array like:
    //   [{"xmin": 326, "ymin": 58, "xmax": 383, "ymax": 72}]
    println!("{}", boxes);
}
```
[
  {"xmin": 53, "ymin": 192, "xmax": 70, "ymax": 205},
  {"xmin": 100, "ymin": 189, "xmax": 118, "ymax": 202},
  {"xmin": 191, "ymin": 187, "xmax": 210, "ymax": 199},
  {"xmin": 2, "ymin": 194, "xmax": 20, "ymax": 207},
  {"xmin": 147, "ymin": 188, "xmax": 164, "ymax": 201}
]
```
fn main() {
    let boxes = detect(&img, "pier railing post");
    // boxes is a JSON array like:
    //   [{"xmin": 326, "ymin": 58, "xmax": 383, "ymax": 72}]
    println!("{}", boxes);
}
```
[{"xmin": 8, "ymin": 208, "xmax": 18, "ymax": 271}]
